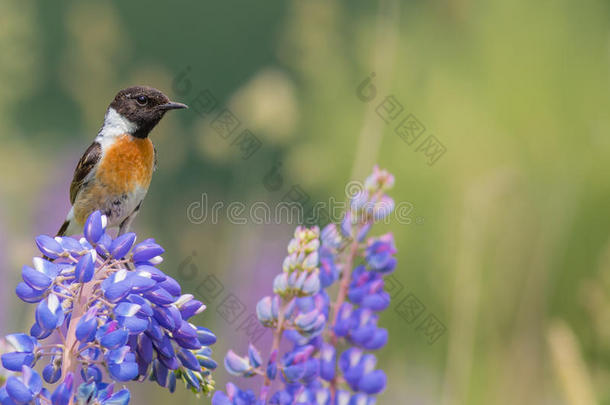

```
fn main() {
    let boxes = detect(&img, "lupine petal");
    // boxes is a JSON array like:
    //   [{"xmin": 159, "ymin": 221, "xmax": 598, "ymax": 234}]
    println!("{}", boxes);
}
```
[
  {"xmin": 197, "ymin": 355, "xmax": 217, "ymax": 370},
  {"xmin": 127, "ymin": 275, "xmax": 156, "ymax": 292},
  {"xmin": 224, "ymin": 351, "xmax": 250, "ymax": 376},
  {"xmin": 356, "ymin": 222, "xmax": 372, "ymax": 241},
  {"xmin": 153, "ymin": 335, "xmax": 175, "ymax": 359},
  {"xmin": 211, "ymin": 392, "xmax": 232, "ymax": 405},
  {"xmin": 295, "ymin": 310, "xmax": 320, "ymax": 330},
  {"xmin": 5, "ymin": 333, "xmax": 36, "ymax": 353},
  {"xmin": 108, "ymin": 361, "xmax": 138, "ymax": 382},
  {"xmin": 0, "ymin": 387, "xmax": 17, "ymax": 405},
  {"xmin": 363, "ymin": 328, "xmax": 388, "ymax": 350},
  {"xmin": 35, "ymin": 295, "xmax": 64, "ymax": 330},
  {"xmin": 144, "ymin": 287, "xmax": 174, "ymax": 306},
  {"xmin": 158, "ymin": 276, "xmax": 181, "ymax": 297},
  {"xmin": 179, "ymin": 299, "xmax": 205, "ymax": 320},
  {"xmin": 152, "ymin": 307, "xmax": 176, "ymax": 330},
  {"xmin": 282, "ymin": 363, "xmax": 305, "ymax": 381},
  {"xmin": 16, "ymin": 282, "xmax": 45, "ymax": 303},
  {"xmin": 95, "ymin": 233, "xmax": 112, "ymax": 257},
  {"xmin": 114, "ymin": 303, "xmax": 141, "ymax": 317},
  {"xmin": 29, "ymin": 323, "xmax": 52, "ymax": 340},
  {"xmin": 183, "ymin": 370, "xmax": 200, "ymax": 391},
  {"xmin": 96, "ymin": 382, "xmax": 114, "ymax": 402},
  {"xmin": 256, "ymin": 296, "xmax": 274, "ymax": 324},
  {"xmin": 320, "ymin": 343, "xmax": 336, "ymax": 381},
  {"xmin": 5, "ymin": 376, "xmax": 34, "ymax": 404},
  {"xmin": 42, "ymin": 364, "xmax": 62, "ymax": 384},
  {"xmin": 55, "ymin": 236, "xmax": 83, "ymax": 254},
  {"xmin": 152, "ymin": 360, "xmax": 168, "ymax": 387},
  {"xmin": 100, "ymin": 329, "xmax": 129, "ymax": 349},
  {"xmin": 177, "ymin": 349, "xmax": 201, "ymax": 371},
  {"xmin": 110, "ymin": 233, "xmax": 136, "ymax": 259},
  {"xmin": 348, "ymin": 286, "xmax": 366, "ymax": 304},
  {"xmin": 84, "ymin": 211, "xmax": 105, "ymax": 244},
  {"xmin": 1, "ymin": 352, "xmax": 34, "ymax": 371},
  {"xmin": 81, "ymin": 365, "xmax": 102, "ymax": 383},
  {"xmin": 135, "ymin": 265, "xmax": 166, "ymax": 282},
  {"xmin": 168, "ymin": 372, "xmax": 176, "ymax": 393},
  {"xmin": 358, "ymin": 370, "xmax": 386, "ymax": 394},
  {"xmin": 74, "ymin": 252, "xmax": 95, "ymax": 283},
  {"xmin": 248, "ymin": 344, "xmax": 262, "ymax": 369},
  {"xmin": 32, "ymin": 257, "xmax": 61, "ymax": 279},
  {"xmin": 21, "ymin": 266, "xmax": 52, "ymax": 291},
  {"xmin": 146, "ymin": 319, "xmax": 164, "ymax": 342},
  {"xmin": 343, "ymin": 362, "xmax": 364, "ymax": 391},
  {"xmin": 174, "ymin": 321, "xmax": 197, "ymax": 341},
  {"xmin": 361, "ymin": 292, "xmax": 390, "ymax": 311},
  {"xmin": 118, "ymin": 316, "xmax": 149, "ymax": 334},
  {"xmin": 301, "ymin": 358, "xmax": 320, "ymax": 383},
  {"xmin": 35, "ymin": 235, "xmax": 63, "ymax": 259},
  {"xmin": 75, "ymin": 313, "xmax": 98, "ymax": 343},
  {"xmin": 126, "ymin": 294, "xmax": 154, "ymax": 317},
  {"xmin": 158, "ymin": 353, "xmax": 180, "ymax": 370},
  {"xmin": 104, "ymin": 389, "xmax": 130, "ymax": 405},
  {"xmin": 104, "ymin": 281, "xmax": 133, "ymax": 303},
  {"xmin": 132, "ymin": 242, "xmax": 164, "ymax": 263},
  {"xmin": 350, "ymin": 324, "xmax": 376, "ymax": 346},
  {"xmin": 197, "ymin": 326, "xmax": 216, "ymax": 346},
  {"xmin": 75, "ymin": 382, "xmax": 97, "ymax": 404},
  {"xmin": 302, "ymin": 272, "xmax": 321, "ymax": 295},
  {"xmin": 137, "ymin": 334, "xmax": 153, "ymax": 364},
  {"xmin": 266, "ymin": 361, "xmax": 277, "ymax": 381}
]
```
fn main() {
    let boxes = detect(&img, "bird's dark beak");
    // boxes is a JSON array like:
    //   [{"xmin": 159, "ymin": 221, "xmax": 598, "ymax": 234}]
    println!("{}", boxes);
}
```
[{"xmin": 158, "ymin": 101, "xmax": 188, "ymax": 111}]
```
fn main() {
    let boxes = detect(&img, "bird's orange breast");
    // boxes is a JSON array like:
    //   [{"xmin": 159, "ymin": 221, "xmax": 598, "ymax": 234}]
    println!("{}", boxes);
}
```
[{"xmin": 96, "ymin": 135, "xmax": 155, "ymax": 194}]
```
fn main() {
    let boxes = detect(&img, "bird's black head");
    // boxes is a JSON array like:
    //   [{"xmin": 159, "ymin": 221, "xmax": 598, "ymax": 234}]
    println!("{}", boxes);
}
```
[{"xmin": 109, "ymin": 86, "xmax": 188, "ymax": 138}]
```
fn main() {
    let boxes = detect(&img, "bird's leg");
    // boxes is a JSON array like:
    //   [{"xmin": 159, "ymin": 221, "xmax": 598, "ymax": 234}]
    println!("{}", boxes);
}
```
[{"xmin": 118, "ymin": 204, "xmax": 141, "ymax": 236}]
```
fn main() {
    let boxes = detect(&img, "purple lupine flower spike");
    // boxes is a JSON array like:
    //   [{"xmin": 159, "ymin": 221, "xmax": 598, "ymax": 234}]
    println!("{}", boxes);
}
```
[
  {"xmin": 0, "ymin": 211, "xmax": 217, "ymax": 404},
  {"xmin": 214, "ymin": 167, "xmax": 397, "ymax": 404}
]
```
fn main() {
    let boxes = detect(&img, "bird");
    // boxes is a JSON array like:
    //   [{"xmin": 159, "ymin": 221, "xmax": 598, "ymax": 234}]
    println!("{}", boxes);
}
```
[{"xmin": 57, "ymin": 86, "xmax": 187, "ymax": 237}]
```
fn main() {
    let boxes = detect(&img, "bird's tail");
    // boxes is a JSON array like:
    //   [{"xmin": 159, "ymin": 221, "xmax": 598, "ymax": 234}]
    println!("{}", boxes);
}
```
[{"xmin": 56, "ymin": 220, "xmax": 70, "ymax": 237}]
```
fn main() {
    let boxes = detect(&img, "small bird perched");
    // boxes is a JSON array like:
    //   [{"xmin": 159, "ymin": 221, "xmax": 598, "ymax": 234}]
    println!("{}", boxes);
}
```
[{"xmin": 57, "ymin": 86, "xmax": 187, "ymax": 237}]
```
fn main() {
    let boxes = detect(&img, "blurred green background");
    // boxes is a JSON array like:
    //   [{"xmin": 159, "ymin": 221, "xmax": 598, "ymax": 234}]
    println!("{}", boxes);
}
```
[{"xmin": 1, "ymin": 0, "xmax": 609, "ymax": 404}]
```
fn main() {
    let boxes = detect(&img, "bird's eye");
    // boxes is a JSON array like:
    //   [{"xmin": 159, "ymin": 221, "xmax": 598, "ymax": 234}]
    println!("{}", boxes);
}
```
[{"xmin": 136, "ymin": 95, "xmax": 148, "ymax": 105}]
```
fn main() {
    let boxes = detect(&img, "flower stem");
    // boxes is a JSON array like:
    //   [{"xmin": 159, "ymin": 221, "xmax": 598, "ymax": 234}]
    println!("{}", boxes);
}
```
[
  {"xmin": 59, "ymin": 264, "xmax": 110, "ymax": 383},
  {"xmin": 330, "ymin": 238, "xmax": 359, "ymax": 343},
  {"xmin": 328, "ymin": 231, "xmax": 360, "ymax": 400},
  {"xmin": 262, "ymin": 298, "xmax": 290, "ymax": 391}
]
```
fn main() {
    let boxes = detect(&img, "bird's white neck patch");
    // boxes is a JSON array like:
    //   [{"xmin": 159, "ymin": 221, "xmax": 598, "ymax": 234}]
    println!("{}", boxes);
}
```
[{"xmin": 97, "ymin": 108, "xmax": 137, "ymax": 140}]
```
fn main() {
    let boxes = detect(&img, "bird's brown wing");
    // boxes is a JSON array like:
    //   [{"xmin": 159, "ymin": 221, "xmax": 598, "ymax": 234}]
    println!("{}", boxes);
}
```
[{"xmin": 69, "ymin": 142, "xmax": 102, "ymax": 204}]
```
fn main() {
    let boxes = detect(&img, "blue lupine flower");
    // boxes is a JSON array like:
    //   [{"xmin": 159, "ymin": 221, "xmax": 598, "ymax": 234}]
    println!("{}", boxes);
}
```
[
  {"xmin": 1, "ymin": 334, "xmax": 38, "ymax": 372},
  {"xmin": 215, "ymin": 167, "xmax": 397, "ymax": 404},
  {"xmin": 84, "ymin": 211, "xmax": 106, "ymax": 243},
  {"xmin": 318, "ymin": 246, "xmax": 339, "ymax": 288},
  {"xmin": 51, "ymin": 372, "xmax": 74, "ymax": 405},
  {"xmin": 365, "ymin": 233, "xmax": 397, "ymax": 273},
  {"xmin": 212, "ymin": 383, "xmax": 257, "ymax": 405},
  {"xmin": 74, "ymin": 250, "xmax": 96, "ymax": 282},
  {"xmin": 132, "ymin": 239, "xmax": 165, "ymax": 263},
  {"xmin": 35, "ymin": 235, "xmax": 64, "ymax": 259},
  {"xmin": 224, "ymin": 350, "xmax": 255, "ymax": 377},
  {"xmin": 21, "ymin": 264, "xmax": 53, "ymax": 291},
  {"xmin": 3, "ymin": 366, "xmax": 42, "ymax": 404},
  {"xmin": 0, "ymin": 211, "xmax": 217, "ymax": 404},
  {"xmin": 43, "ymin": 359, "xmax": 62, "ymax": 384},
  {"xmin": 75, "ymin": 381, "xmax": 130, "ymax": 405},
  {"xmin": 348, "ymin": 265, "xmax": 390, "ymax": 311}
]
